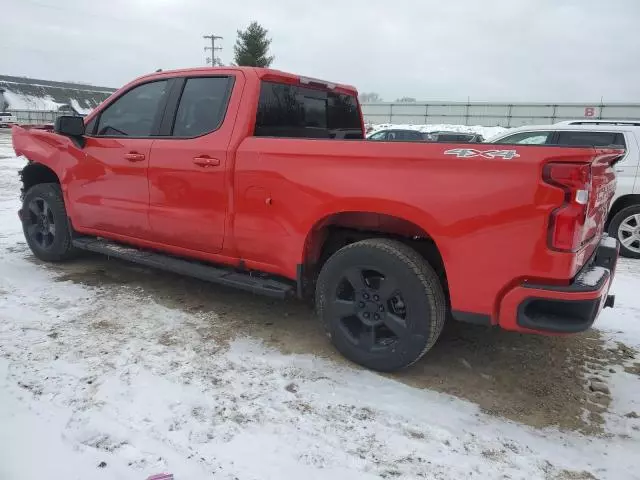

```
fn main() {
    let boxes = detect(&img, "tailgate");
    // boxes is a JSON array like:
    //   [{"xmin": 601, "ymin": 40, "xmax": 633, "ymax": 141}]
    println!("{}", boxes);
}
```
[
  {"xmin": 584, "ymin": 148, "xmax": 620, "ymax": 243},
  {"xmin": 570, "ymin": 147, "xmax": 621, "ymax": 271}
]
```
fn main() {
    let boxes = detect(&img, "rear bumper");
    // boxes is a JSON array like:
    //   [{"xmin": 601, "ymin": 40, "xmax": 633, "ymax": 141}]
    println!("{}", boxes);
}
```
[{"xmin": 498, "ymin": 236, "xmax": 619, "ymax": 334}]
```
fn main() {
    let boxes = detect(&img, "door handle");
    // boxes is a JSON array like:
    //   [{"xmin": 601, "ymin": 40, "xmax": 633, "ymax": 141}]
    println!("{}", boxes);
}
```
[
  {"xmin": 615, "ymin": 168, "xmax": 624, "ymax": 173},
  {"xmin": 193, "ymin": 156, "xmax": 221, "ymax": 167},
  {"xmin": 124, "ymin": 152, "xmax": 146, "ymax": 162}
]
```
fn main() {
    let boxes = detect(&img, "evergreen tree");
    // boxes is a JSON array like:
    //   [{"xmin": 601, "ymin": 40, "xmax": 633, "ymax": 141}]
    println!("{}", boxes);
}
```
[{"xmin": 234, "ymin": 22, "xmax": 274, "ymax": 67}]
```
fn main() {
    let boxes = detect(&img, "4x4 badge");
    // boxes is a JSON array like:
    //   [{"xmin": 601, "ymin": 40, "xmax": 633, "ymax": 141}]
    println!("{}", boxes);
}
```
[{"xmin": 444, "ymin": 148, "xmax": 520, "ymax": 160}]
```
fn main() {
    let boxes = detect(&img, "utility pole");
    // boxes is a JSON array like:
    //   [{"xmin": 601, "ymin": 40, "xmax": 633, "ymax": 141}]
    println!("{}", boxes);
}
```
[{"xmin": 203, "ymin": 34, "xmax": 223, "ymax": 66}]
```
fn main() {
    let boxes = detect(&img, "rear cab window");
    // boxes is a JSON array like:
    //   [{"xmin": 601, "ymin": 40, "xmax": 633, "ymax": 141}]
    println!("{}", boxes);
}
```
[
  {"xmin": 552, "ymin": 131, "xmax": 626, "ymax": 148},
  {"xmin": 254, "ymin": 81, "xmax": 363, "ymax": 139}
]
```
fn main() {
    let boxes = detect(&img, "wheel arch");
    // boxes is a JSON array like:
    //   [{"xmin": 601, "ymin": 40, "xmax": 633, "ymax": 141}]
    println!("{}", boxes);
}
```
[
  {"xmin": 607, "ymin": 194, "xmax": 640, "ymax": 228},
  {"xmin": 300, "ymin": 209, "xmax": 448, "ymax": 300},
  {"xmin": 20, "ymin": 162, "xmax": 61, "ymax": 199}
]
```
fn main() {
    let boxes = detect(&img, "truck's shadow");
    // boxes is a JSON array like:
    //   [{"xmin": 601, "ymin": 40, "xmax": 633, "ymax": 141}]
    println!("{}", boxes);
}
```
[{"xmin": 44, "ymin": 252, "xmax": 633, "ymax": 435}]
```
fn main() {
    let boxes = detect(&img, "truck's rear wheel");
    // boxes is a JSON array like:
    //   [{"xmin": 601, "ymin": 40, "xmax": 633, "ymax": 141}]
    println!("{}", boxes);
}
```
[
  {"xmin": 22, "ymin": 183, "xmax": 78, "ymax": 262},
  {"xmin": 608, "ymin": 205, "xmax": 640, "ymax": 259},
  {"xmin": 315, "ymin": 238, "xmax": 446, "ymax": 372}
]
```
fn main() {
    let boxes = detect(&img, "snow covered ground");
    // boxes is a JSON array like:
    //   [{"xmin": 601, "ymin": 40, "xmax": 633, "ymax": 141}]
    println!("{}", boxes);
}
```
[
  {"xmin": 1, "ymin": 130, "xmax": 639, "ymax": 480},
  {"xmin": 368, "ymin": 123, "xmax": 509, "ymax": 141}
]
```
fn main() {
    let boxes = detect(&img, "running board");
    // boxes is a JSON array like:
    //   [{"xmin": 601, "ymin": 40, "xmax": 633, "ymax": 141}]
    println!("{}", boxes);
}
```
[{"xmin": 71, "ymin": 237, "xmax": 295, "ymax": 299}]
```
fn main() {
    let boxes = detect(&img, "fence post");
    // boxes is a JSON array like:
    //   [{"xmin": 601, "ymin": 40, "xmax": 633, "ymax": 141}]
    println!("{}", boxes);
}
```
[
  {"xmin": 507, "ymin": 105, "xmax": 513, "ymax": 127},
  {"xmin": 551, "ymin": 104, "xmax": 557, "ymax": 124},
  {"xmin": 424, "ymin": 104, "xmax": 429, "ymax": 125},
  {"xmin": 389, "ymin": 104, "xmax": 393, "ymax": 123}
]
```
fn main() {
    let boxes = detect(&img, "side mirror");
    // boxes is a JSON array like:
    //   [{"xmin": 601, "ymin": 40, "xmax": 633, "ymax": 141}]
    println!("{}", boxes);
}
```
[{"xmin": 54, "ymin": 115, "xmax": 85, "ymax": 137}]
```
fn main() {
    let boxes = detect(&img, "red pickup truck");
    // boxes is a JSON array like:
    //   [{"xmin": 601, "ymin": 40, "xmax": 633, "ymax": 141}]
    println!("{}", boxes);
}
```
[{"xmin": 12, "ymin": 67, "xmax": 620, "ymax": 371}]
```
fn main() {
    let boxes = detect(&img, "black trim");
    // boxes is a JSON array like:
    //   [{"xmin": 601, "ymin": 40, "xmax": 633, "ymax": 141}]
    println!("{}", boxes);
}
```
[
  {"xmin": 296, "ymin": 263, "xmax": 304, "ymax": 298},
  {"xmin": 517, "ymin": 297, "xmax": 600, "ymax": 333},
  {"xmin": 71, "ymin": 237, "xmax": 296, "ymax": 299},
  {"xmin": 451, "ymin": 310, "xmax": 492, "ymax": 326},
  {"xmin": 158, "ymin": 77, "xmax": 185, "ymax": 136},
  {"xmin": 594, "ymin": 239, "xmax": 618, "ymax": 270},
  {"xmin": 515, "ymin": 236, "xmax": 618, "ymax": 333}
]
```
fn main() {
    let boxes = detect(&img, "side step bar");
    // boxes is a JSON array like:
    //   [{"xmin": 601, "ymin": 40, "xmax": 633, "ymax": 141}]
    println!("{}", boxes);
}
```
[{"xmin": 71, "ymin": 237, "xmax": 295, "ymax": 299}]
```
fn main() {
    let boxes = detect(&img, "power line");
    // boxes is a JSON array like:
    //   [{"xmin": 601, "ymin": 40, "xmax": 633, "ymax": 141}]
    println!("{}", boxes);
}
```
[{"xmin": 203, "ymin": 34, "xmax": 223, "ymax": 66}]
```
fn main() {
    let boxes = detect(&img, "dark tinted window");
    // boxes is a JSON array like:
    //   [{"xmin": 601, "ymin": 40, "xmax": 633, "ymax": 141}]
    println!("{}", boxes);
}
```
[
  {"xmin": 553, "ymin": 131, "xmax": 626, "ymax": 148},
  {"xmin": 436, "ymin": 133, "xmax": 475, "ymax": 142},
  {"xmin": 406, "ymin": 131, "xmax": 425, "ymax": 141},
  {"xmin": 255, "ymin": 82, "xmax": 363, "ymax": 139},
  {"xmin": 172, "ymin": 77, "xmax": 232, "ymax": 137},
  {"xmin": 386, "ymin": 131, "xmax": 400, "ymax": 141},
  {"xmin": 96, "ymin": 80, "xmax": 169, "ymax": 137}
]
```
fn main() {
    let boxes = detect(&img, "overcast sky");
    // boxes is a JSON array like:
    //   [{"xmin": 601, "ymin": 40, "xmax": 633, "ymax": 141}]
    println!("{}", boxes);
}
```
[{"xmin": 2, "ymin": 0, "xmax": 639, "ymax": 102}]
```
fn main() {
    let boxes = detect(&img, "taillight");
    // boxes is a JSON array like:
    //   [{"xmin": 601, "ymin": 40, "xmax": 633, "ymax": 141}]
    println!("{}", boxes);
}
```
[{"xmin": 543, "ymin": 163, "xmax": 592, "ymax": 252}]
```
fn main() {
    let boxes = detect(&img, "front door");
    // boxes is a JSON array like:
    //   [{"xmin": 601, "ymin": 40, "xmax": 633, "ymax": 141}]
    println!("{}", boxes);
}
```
[
  {"xmin": 66, "ymin": 79, "xmax": 171, "ymax": 239},
  {"xmin": 148, "ymin": 74, "xmax": 239, "ymax": 253}
]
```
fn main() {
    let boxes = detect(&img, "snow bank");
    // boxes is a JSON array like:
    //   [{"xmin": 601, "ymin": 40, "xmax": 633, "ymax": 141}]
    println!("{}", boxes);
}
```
[
  {"xmin": 369, "ymin": 123, "xmax": 509, "ymax": 140},
  {"xmin": 70, "ymin": 98, "xmax": 94, "ymax": 115},
  {"xmin": 1, "ymin": 89, "xmax": 67, "ymax": 111}
]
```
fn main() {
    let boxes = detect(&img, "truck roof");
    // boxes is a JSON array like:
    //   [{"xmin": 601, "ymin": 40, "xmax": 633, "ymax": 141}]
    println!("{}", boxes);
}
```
[{"xmin": 134, "ymin": 67, "xmax": 359, "ymax": 96}]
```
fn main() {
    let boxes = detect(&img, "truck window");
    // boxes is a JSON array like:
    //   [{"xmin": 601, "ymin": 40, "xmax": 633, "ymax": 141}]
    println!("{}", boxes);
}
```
[
  {"xmin": 553, "ymin": 131, "xmax": 626, "ymax": 148},
  {"xmin": 172, "ymin": 77, "xmax": 233, "ymax": 137},
  {"xmin": 406, "ymin": 131, "xmax": 425, "ymax": 141},
  {"xmin": 368, "ymin": 131, "xmax": 388, "ymax": 140},
  {"xmin": 254, "ymin": 81, "xmax": 363, "ymax": 139},
  {"xmin": 96, "ymin": 80, "xmax": 169, "ymax": 137}
]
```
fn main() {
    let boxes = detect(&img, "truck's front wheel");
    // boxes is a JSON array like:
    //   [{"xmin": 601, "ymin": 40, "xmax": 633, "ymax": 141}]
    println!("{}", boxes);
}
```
[
  {"xmin": 316, "ymin": 239, "xmax": 446, "ymax": 372},
  {"xmin": 22, "ymin": 183, "xmax": 78, "ymax": 262}
]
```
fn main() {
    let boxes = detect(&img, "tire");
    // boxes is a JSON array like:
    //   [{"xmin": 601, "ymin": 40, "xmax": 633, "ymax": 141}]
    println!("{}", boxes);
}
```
[
  {"xmin": 315, "ymin": 238, "xmax": 446, "ymax": 372},
  {"xmin": 22, "ymin": 183, "xmax": 78, "ymax": 262},
  {"xmin": 608, "ymin": 204, "xmax": 640, "ymax": 259}
]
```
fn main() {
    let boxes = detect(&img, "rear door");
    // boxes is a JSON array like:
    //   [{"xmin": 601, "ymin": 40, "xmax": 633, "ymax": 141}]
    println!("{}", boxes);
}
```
[
  {"xmin": 147, "ymin": 74, "xmax": 238, "ymax": 253},
  {"xmin": 68, "ymin": 79, "xmax": 171, "ymax": 238}
]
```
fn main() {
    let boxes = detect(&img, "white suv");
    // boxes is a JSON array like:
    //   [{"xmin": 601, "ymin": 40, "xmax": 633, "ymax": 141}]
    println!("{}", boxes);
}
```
[{"xmin": 489, "ymin": 120, "xmax": 640, "ymax": 258}]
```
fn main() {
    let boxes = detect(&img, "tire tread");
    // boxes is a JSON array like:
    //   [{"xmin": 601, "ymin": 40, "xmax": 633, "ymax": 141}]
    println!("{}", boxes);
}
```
[{"xmin": 316, "ymin": 238, "xmax": 447, "ymax": 370}]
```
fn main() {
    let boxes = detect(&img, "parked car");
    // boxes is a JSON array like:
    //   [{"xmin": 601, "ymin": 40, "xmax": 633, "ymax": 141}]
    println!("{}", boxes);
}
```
[
  {"xmin": 489, "ymin": 120, "xmax": 640, "ymax": 258},
  {"xmin": 12, "ymin": 67, "xmax": 620, "ymax": 372},
  {"xmin": 367, "ymin": 128, "xmax": 428, "ymax": 141},
  {"xmin": 367, "ymin": 129, "xmax": 483, "ymax": 143},
  {"xmin": 0, "ymin": 111, "xmax": 17, "ymax": 128}
]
